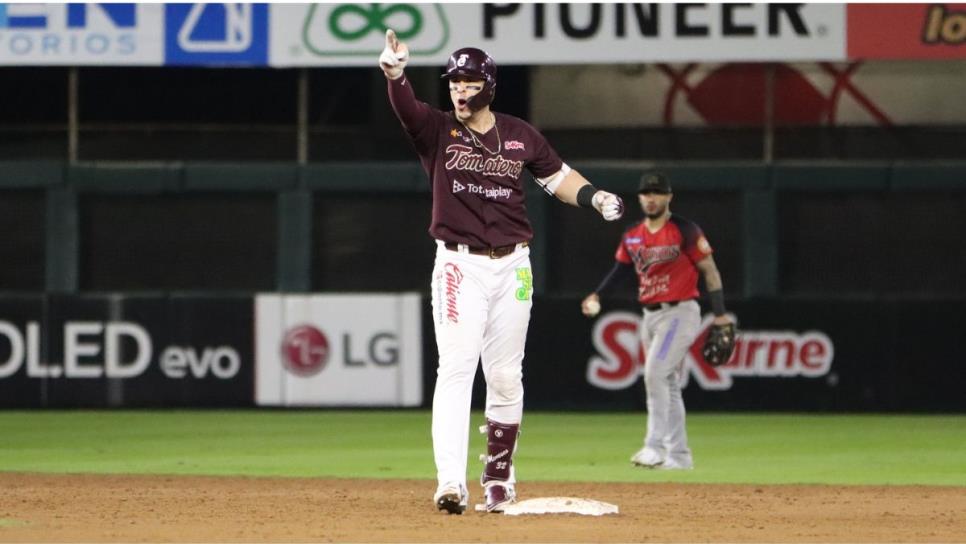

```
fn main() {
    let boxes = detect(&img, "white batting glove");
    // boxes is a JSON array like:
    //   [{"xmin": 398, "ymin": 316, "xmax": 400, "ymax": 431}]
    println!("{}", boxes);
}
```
[
  {"xmin": 379, "ymin": 29, "xmax": 409, "ymax": 80},
  {"xmin": 592, "ymin": 191, "xmax": 625, "ymax": 221}
]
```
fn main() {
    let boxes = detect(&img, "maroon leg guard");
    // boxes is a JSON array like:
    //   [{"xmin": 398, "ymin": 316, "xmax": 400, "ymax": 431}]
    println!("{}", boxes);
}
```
[{"xmin": 481, "ymin": 419, "xmax": 519, "ymax": 512}]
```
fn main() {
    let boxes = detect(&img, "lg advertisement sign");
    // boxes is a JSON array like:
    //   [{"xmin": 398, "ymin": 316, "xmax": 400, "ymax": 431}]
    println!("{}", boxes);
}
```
[
  {"xmin": 255, "ymin": 293, "xmax": 422, "ymax": 407},
  {"xmin": 0, "ymin": 295, "xmax": 253, "ymax": 407},
  {"xmin": 0, "ymin": 293, "xmax": 420, "ymax": 408},
  {"xmin": 0, "ymin": 320, "xmax": 239, "ymax": 380}
]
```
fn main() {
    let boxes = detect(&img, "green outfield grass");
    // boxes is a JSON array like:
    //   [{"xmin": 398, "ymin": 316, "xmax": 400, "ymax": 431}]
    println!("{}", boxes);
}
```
[{"xmin": 1, "ymin": 411, "xmax": 964, "ymax": 486}]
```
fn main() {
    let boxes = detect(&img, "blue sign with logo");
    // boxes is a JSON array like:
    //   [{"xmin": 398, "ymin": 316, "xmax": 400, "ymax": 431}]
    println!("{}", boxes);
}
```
[
  {"xmin": 164, "ymin": 3, "xmax": 268, "ymax": 66},
  {"xmin": 0, "ymin": 3, "xmax": 137, "ymax": 29},
  {"xmin": 0, "ymin": 3, "xmax": 147, "ymax": 65},
  {"xmin": 0, "ymin": 3, "xmax": 43, "ymax": 28}
]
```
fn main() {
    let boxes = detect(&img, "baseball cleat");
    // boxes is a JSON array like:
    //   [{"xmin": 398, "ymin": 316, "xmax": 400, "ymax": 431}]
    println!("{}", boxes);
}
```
[
  {"xmin": 630, "ymin": 447, "xmax": 665, "ymax": 468},
  {"xmin": 483, "ymin": 482, "xmax": 516, "ymax": 513},
  {"xmin": 659, "ymin": 457, "xmax": 694, "ymax": 470},
  {"xmin": 434, "ymin": 483, "xmax": 467, "ymax": 515}
]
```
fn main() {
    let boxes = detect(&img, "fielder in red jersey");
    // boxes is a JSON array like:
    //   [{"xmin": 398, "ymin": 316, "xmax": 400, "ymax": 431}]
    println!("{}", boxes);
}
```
[
  {"xmin": 582, "ymin": 172, "xmax": 734, "ymax": 470},
  {"xmin": 379, "ymin": 29, "xmax": 624, "ymax": 515},
  {"xmin": 616, "ymin": 211, "xmax": 709, "ymax": 304}
]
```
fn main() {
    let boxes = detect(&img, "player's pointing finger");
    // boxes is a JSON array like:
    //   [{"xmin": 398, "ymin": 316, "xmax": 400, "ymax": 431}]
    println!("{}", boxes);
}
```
[{"xmin": 386, "ymin": 29, "xmax": 398, "ymax": 51}]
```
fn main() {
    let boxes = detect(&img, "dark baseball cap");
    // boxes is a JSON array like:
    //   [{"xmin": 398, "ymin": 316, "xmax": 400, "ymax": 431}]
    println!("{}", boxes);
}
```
[{"xmin": 638, "ymin": 172, "xmax": 672, "ymax": 194}]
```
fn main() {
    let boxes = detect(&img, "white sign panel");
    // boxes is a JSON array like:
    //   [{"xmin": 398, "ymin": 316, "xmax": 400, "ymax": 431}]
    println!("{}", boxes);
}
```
[
  {"xmin": 0, "ymin": 3, "xmax": 163, "ymax": 65},
  {"xmin": 270, "ymin": 3, "xmax": 846, "ymax": 67},
  {"xmin": 255, "ymin": 293, "xmax": 423, "ymax": 407}
]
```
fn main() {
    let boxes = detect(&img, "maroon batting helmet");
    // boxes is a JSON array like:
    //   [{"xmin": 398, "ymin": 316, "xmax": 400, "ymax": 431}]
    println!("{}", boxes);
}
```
[{"xmin": 441, "ymin": 47, "xmax": 497, "ymax": 111}]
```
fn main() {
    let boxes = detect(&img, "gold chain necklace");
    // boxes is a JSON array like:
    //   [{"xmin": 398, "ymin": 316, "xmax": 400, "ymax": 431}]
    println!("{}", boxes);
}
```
[{"xmin": 458, "ymin": 113, "xmax": 501, "ymax": 155}]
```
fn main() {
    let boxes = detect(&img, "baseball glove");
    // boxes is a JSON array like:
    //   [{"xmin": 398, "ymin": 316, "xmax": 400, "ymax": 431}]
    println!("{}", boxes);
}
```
[{"xmin": 702, "ymin": 322, "xmax": 736, "ymax": 367}]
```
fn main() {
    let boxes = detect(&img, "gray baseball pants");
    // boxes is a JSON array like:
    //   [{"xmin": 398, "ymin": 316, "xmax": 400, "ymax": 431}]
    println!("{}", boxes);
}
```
[{"xmin": 640, "ymin": 299, "xmax": 701, "ymax": 465}]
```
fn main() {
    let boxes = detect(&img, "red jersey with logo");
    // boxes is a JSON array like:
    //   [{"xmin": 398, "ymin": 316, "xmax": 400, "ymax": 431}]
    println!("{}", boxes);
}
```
[
  {"xmin": 388, "ymin": 75, "xmax": 563, "ymax": 247},
  {"xmin": 615, "ymin": 215, "xmax": 713, "ymax": 304}
]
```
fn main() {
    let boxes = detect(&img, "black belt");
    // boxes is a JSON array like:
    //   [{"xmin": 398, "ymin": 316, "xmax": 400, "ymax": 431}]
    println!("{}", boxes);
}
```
[
  {"xmin": 444, "ymin": 241, "xmax": 528, "ymax": 259},
  {"xmin": 643, "ymin": 299, "xmax": 691, "ymax": 312}
]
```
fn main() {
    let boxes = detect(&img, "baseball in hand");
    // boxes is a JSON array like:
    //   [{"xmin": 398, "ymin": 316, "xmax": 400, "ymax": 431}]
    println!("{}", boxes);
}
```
[{"xmin": 585, "ymin": 299, "xmax": 601, "ymax": 317}]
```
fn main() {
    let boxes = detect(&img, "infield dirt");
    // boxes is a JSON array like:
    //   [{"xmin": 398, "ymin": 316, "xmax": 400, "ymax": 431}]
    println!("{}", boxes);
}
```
[{"xmin": 1, "ymin": 473, "xmax": 964, "ymax": 542}]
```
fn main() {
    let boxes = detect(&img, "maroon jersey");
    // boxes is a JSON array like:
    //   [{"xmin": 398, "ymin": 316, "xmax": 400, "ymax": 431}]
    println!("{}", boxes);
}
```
[
  {"xmin": 615, "ymin": 215, "xmax": 713, "ymax": 304},
  {"xmin": 388, "ymin": 75, "xmax": 563, "ymax": 247}
]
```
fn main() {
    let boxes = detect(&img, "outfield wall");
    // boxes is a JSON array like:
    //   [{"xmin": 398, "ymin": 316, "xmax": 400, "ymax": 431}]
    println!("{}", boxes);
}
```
[
  {"xmin": 2, "ymin": 160, "xmax": 964, "ymax": 410},
  {"xmin": 2, "ymin": 293, "xmax": 963, "ymax": 412}
]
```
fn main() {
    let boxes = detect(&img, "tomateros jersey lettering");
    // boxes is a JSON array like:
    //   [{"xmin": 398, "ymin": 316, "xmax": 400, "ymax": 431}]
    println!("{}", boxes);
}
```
[
  {"xmin": 444, "ymin": 144, "xmax": 524, "ymax": 178},
  {"xmin": 615, "ymin": 215, "xmax": 712, "ymax": 304},
  {"xmin": 388, "ymin": 76, "xmax": 562, "ymax": 247}
]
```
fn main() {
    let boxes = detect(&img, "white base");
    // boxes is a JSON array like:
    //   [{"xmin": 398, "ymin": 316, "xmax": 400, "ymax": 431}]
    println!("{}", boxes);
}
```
[{"xmin": 474, "ymin": 497, "xmax": 619, "ymax": 516}]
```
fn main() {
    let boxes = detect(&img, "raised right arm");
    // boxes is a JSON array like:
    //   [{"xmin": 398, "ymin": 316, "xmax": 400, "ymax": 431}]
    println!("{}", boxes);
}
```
[
  {"xmin": 387, "ymin": 75, "xmax": 432, "ymax": 133},
  {"xmin": 380, "ymin": 29, "xmax": 432, "ymax": 132}
]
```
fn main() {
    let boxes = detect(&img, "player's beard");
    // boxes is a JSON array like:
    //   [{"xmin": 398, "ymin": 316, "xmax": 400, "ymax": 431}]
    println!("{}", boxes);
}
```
[{"xmin": 644, "ymin": 203, "xmax": 667, "ymax": 220}]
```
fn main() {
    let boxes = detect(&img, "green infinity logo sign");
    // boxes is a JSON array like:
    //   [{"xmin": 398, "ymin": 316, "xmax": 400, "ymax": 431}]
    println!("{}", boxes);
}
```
[
  {"xmin": 328, "ymin": 4, "xmax": 422, "ymax": 41},
  {"xmin": 302, "ymin": 3, "xmax": 450, "ymax": 57}
]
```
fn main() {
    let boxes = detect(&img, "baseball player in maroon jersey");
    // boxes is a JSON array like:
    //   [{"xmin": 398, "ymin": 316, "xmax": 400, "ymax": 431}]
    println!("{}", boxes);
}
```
[
  {"xmin": 379, "ymin": 30, "xmax": 624, "ymax": 514},
  {"xmin": 581, "ymin": 172, "xmax": 733, "ymax": 470}
]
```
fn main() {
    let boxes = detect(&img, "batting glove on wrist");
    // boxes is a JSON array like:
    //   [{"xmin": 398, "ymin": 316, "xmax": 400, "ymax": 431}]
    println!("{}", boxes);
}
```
[
  {"xmin": 379, "ymin": 29, "xmax": 409, "ymax": 80},
  {"xmin": 592, "ymin": 191, "xmax": 625, "ymax": 221}
]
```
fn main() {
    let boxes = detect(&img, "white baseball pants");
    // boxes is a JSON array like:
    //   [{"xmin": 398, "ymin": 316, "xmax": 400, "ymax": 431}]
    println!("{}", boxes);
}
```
[{"xmin": 429, "ymin": 241, "xmax": 533, "ymax": 489}]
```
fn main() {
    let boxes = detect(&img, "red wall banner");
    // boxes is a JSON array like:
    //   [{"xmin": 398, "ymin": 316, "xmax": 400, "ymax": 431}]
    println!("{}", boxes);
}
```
[{"xmin": 848, "ymin": 3, "xmax": 966, "ymax": 59}]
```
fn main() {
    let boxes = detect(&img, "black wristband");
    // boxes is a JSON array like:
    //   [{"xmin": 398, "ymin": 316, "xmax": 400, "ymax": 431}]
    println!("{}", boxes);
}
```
[
  {"xmin": 708, "ymin": 289, "xmax": 726, "ymax": 317},
  {"xmin": 576, "ymin": 184, "xmax": 597, "ymax": 208}
]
